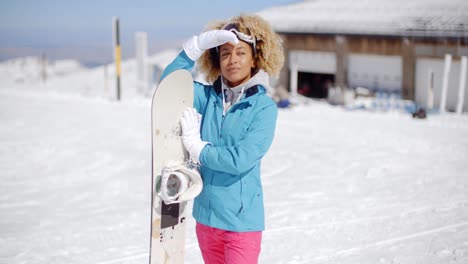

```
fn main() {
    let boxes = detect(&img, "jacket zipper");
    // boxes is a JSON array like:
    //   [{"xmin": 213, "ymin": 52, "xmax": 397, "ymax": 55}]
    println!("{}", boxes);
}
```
[{"xmin": 218, "ymin": 97, "xmax": 246, "ymax": 215}]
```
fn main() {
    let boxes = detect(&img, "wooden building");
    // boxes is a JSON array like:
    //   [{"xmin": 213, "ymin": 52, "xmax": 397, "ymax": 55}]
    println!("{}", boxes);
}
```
[{"xmin": 259, "ymin": 0, "xmax": 468, "ymax": 111}]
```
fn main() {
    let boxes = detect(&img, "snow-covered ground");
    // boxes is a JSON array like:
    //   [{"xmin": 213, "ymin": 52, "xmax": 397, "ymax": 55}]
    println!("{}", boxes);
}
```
[{"xmin": 1, "ymin": 56, "xmax": 468, "ymax": 264}]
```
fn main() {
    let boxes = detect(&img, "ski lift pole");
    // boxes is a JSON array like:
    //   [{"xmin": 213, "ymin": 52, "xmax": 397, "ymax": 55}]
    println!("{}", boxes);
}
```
[{"xmin": 113, "ymin": 17, "xmax": 122, "ymax": 101}]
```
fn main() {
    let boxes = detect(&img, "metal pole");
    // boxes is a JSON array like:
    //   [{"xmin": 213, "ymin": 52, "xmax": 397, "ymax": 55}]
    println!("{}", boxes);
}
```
[
  {"xmin": 290, "ymin": 64, "xmax": 298, "ymax": 97},
  {"xmin": 427, "ymin": 68, "xmax": 434, "ymax": 110},
  {"xmin": 113, "ymin": 17, "xmax": 122, "ymax": 101},
  {"xmin": 440, "ymin": 54, "xmax": 452, "ymax": 113},
  {"xmin": 136, "ymin": 32, "xmax": 149, "ymax": 93},
  {"xmin": 456, "ymin": 56, "xmax": 467, "ymax": 114}
]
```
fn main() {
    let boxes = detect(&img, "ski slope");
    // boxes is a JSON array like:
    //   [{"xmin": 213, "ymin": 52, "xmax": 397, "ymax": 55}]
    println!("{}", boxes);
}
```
[{"xmin": 1, "ymin": 56, "xmax": 468, "ymax": 264}]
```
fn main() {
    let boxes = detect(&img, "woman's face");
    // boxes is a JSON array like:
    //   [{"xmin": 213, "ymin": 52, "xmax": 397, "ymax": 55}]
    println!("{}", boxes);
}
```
[{"xmin": 219, "ymin": 41, "xmax": 255, "ymax": 87}]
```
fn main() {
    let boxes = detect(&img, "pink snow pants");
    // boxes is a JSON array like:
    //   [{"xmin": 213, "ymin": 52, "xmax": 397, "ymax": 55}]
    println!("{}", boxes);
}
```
[{"xmin": 196, "ymin": 222, "xmax": 262, "ymax": 264}]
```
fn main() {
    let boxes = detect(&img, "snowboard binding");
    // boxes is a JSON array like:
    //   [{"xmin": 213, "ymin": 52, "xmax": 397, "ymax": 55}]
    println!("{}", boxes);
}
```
[{"xmin": 155, "ymin": 163, "xmax": 202, "ymax": 204}]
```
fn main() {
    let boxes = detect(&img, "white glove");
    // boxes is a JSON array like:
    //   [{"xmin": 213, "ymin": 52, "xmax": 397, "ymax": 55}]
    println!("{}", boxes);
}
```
[
  {"xmin": 180, "ymin": 108, "xmax": 209, "ymax": 164},
  {"xmin": 183, "ymin": 30, "xmax": 239, "ymax": 61}
]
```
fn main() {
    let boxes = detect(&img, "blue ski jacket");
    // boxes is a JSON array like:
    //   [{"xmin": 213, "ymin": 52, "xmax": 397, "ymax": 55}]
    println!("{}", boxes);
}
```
[{"xmin": 161, "ymin": 51, "xmax": 277, "ymax": 232}]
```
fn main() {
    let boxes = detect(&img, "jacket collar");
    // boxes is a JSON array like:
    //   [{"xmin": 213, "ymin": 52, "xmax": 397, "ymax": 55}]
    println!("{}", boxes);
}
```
[{"xmin": 213, "ymin": 78, "xmax": 260, "ymax": 98}]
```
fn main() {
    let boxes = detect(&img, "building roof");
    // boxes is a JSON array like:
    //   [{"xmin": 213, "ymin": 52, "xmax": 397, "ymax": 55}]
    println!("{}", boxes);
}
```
[{"xmin": 258, "ymin": 0, "xmax": 468, "ymax": 38}]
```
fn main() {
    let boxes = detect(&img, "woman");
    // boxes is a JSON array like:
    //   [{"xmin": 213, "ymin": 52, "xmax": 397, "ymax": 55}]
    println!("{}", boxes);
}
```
[{"xmin": 161, "ymin": 14, "xmax": 284, "ymax": 264}]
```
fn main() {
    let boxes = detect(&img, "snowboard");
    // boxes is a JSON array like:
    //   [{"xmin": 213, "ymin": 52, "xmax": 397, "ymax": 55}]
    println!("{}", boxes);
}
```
[{"xmin": 150, "ymin": 69, "xmax": 196, "ymax": 264}]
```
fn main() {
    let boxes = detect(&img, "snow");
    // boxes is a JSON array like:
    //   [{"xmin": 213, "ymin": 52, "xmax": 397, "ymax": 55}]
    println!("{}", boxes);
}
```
[
  {"xmin": 258, "ymin": 0, "xmax": 468, "ymax": 37},
  {"xmin": 1, "ymin": 54, "xmax": 468, "ymax": 264}
]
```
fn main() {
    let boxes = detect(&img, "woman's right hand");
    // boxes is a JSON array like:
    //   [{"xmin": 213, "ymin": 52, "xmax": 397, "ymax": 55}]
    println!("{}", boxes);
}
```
[{"xmin": 183, "ymin": 30, "xmax": 239, "ymax": 61}]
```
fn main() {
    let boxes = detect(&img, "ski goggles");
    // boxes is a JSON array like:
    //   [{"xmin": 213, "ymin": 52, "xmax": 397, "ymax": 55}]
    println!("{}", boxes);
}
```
[{"xmin": 220, "ymin": 23, "xmax": 257, "ymax": 54}]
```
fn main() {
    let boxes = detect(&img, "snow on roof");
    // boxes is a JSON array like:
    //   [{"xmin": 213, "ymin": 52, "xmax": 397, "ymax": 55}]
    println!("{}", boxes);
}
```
[{"xmin": 258, "ymin": 0, "xmax": 468, "ymax": 37}]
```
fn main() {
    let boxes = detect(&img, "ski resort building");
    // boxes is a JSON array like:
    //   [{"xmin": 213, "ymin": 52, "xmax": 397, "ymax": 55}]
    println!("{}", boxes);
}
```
[{"xmin": 258, "ymin": 0, "xmax": 468, "ymax": 111}]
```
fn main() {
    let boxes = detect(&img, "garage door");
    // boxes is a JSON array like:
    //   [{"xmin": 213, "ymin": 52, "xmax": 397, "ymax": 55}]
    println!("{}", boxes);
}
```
[
  {"xmin": 289, "ymin": 50, "xmax": 336, "ymax": 74},
  {"xmin": 415, "ymin": 58, "xmax": 468, "ymax": 112},
  {"xmin": 348, "ymin": 54, "xmax": 402, "ymax": 93}
]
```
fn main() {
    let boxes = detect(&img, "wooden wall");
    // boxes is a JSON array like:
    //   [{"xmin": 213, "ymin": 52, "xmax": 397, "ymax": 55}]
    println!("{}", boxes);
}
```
[{"xmin": 278, "ymin": 33, "xmax": 468, "ymax": 100}]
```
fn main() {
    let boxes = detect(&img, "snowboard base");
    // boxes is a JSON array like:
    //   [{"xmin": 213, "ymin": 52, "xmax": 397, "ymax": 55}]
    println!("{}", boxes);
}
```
[{"xmin": 149, "ymin": 70, "xmax": 194, "ymax": 264}]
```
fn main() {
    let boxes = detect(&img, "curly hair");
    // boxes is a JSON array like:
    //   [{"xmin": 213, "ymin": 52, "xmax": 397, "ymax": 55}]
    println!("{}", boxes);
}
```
[{"xmin": 197, "ymin": 14, "xmax": 285, "ymax": 83}]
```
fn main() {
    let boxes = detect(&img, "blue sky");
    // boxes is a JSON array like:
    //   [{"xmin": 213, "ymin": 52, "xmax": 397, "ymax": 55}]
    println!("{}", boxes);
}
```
[{"xmin": 0, "ymin": 0, "xmax": 299, "ymax": 64}]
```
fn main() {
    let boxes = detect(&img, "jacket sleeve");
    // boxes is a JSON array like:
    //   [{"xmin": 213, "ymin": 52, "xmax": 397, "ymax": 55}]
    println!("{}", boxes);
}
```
[{"xmin": 199, "ymin": 102, "xmax": 278, "ymax": 175}]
